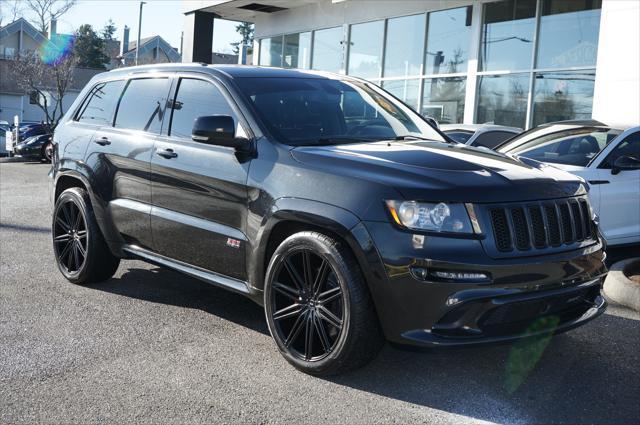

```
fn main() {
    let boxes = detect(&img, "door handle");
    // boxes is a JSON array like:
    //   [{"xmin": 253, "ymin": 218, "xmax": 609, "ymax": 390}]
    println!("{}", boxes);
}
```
[
  {"xmin": 156, "ymin": 148, "xmax": 177, "ymax": 159},
  {"xmin": 94, "ymin": 137, "xmax": 111, "ymax": 146}
]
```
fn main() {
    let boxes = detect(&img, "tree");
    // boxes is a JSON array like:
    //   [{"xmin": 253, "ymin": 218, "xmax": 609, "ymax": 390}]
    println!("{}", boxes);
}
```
[
  {"xmin": 101, "ymin": 19, "xmax": 117, "ymax": 40},
  {"xmin": 24, "ymin": 0, "xmax": 76, "ymax": 35},
  {"xmin": 10, "ymin": 49, "xmax": 77, "ymax": 130},
  {"xmin": 230, "ymin": 22, "xmax": 254, "ymax": 54},
  {"xmin": 74, "ymin": 24, "xmax": 109, "ymax": 69},
  {"xmin": 0, "ymin": 0, "xmax": 24, "ymax": 27}
]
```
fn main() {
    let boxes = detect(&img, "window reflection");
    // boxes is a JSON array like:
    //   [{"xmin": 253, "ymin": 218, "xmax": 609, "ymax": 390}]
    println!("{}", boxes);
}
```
[
  {"xmin": 312, "ymin": 27, "xmax": 343, "ymax": 73},
  {"xmin": 536, "ymin": 0, "xmax": 601, "ymax": 68},
  {"xmin": 259, "ymin": 36, "xmax": 283, "ymax": 67},
  {"xmin": 422, "ymin": 77, "xmax": 466, "ymax": 124},
  {"xmin": 532, "ymin": 71, "xmax": 595, "ymax": 126},
  {"xmin": 425, "ymin": 7, "xmax": 472, "ymax": 75},
  {"xmin": 348, "ymin": 20, "xmax": 384, "ymax": 78},
  {"xmin": 480, "ymin": 0, "xmax": 536, "ymax": 71},
  {"xmin": 284, "ymin": 32, "xmax": 311, "ymax": 69},
  {"xmin": 384, "ymin": 14, "xmax": 425, "ymax": 78},
  {"xmin": 476, "ymin": 74, "xmax": 529, "ymax": 128},
  {"xmin": 382, "ymin": 79, "xmax": 420, "ymax": 110}
]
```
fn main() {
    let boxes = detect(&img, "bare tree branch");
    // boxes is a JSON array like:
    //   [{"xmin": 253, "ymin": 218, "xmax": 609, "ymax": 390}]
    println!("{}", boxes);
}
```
[
  {"xmin": 9, "ymin": 50, "xmax": 78, "ymax": 129},
  {"xmin": 24, "ymin": 0, "xmax": 76, "ymax": 34},
  {"xmin": 0, "ymin": 0, "xmax": 24, "ymax": 26}
]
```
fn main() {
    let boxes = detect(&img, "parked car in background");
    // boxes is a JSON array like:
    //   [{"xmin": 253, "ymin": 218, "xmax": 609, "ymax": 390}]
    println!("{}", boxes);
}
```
[
  {"xmin": 13, "ymin": 133, "xmax": 54, "ymax": 162},
  {"xmin": 17, "ymin": 122, "xmax": 49, "ymax": 142},
  {"xmin": 440, "ymin": 124, "xmax": 522, "ymax": 149},
  {"xmin": 497, "ymin": 120, "xmax": 640, "ymax": 247}
]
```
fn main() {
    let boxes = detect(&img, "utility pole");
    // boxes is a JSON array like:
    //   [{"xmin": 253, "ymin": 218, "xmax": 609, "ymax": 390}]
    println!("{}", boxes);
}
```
[{"xmin": 135, "ymin": 1, "xmax": 146, "ymax": 66}]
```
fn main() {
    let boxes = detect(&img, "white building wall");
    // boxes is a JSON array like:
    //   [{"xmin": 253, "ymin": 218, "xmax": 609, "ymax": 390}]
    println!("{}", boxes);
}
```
[
  {"xmin": 592, "ymin": 0, "xmax": 640, "ymax": 127},
  {"xmin": 0, "ymin": 92, "xmax": 81, "ymax": 124}
]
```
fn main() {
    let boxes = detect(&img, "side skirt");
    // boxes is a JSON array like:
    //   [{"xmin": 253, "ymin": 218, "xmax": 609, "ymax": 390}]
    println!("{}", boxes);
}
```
[{"xmin": 123, "ymin": 244, "xmax": 252, "ymax": 296}]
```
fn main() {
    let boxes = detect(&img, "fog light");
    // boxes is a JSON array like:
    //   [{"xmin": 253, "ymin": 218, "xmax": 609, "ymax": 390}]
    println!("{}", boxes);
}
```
[{"xmin": 409, "ymin": 267, "xmax": 490, "ymax": 283}]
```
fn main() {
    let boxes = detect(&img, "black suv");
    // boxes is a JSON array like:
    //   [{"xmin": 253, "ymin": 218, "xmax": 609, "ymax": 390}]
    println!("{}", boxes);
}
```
[{"xmin": 51, "ymin": 64, "xmax": 607, "ymax": 375}]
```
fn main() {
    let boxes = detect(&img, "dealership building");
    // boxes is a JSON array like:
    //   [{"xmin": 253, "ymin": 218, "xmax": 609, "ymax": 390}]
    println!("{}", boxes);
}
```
[{"xmin": 182, "ymin": 0, "xmax": 639, "ymax": 130}]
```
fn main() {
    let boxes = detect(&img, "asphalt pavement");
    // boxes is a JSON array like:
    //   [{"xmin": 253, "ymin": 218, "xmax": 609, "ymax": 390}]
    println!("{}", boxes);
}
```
[{"xmin": 1, "ymin": 162, "xmax": 639, "ymax": 424}]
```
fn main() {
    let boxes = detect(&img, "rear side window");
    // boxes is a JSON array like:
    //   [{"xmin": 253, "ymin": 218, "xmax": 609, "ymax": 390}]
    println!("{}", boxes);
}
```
[
  {"xmin": 169, "ymin": 78, "xmax": 236, "ymax": 139},
  {"xmin": 472, "ymin": 131, "xmax": 516, "ymax": 149},
  {"xmin": 76, "ymin": 80, "xmax": 125, "ymax": 125},
  {"xmin": 114, "ymin": 78, "xmax": 170, "ymax": 133}
]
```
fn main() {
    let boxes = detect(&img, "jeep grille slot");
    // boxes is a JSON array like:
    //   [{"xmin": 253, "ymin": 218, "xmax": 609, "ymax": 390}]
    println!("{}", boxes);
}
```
[{"xmin": 487, "ymin": 197, "xmax": 595, "ymax": 254}]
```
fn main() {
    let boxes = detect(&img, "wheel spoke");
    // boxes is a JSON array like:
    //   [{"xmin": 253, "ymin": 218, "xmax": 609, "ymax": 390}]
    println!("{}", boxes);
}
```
[
  {"xmin": 318, "ymin": 286, "xmax": 341, "ymax": 304},
  {"xmin": 58, "ymin": 240, "xmax": 73, "ymax": 267},
  {"xmin": 313, "ymin": 314, "xmax": 331, "ymax": 353},
  {"xmin": 273, "ymin": 281, "xmax": 300, "ymax": 301},
  {"xmin": 55, "ymin": 216, "xmax": 70, "ymax": 232},
  {"xmin": 317, "ymin": 305, "xmax": 343, "ymax": 330},
  {"xmin": 76, "ymin": 230, "xmax": 87, "ymax": 240},
  {"xmin": 302, "ymin": 250, "xmax": 313, "ymax": 289},
  {"xmin": 312, "ymin": 259, "xmax": 330, "ymax": 297},
  {"xmin": 273, "ymin": 303, "xmax": 304, "ymax": 321},
  {"xmin": 71, "ymin": 242, "xmax": 79, "ymax": 270},
  {"xmin": 75, "ymin": 240, "xmax": 87, "ymax": 259},
  {"xmin": 284, "ymin": 311, "xmax": 307, "ymax": 347},
  {"xmin": 73, "ymin": 208, "xmax": 83, "ymax": 230},
  {"xmin": 53, "ymin": 233, "xmax": 71, "ymax": 243},
  {"xmin": 283, "ymin": 258, "xmax": 305, "ymax": 291},
  {"xmin": 304, "ymin": 312, "xmax": 314, "ymax": 360}
]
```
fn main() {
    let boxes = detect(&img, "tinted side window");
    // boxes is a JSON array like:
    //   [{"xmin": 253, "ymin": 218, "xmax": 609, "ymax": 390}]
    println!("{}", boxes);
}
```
[
  {"xmin": 600, "ymin": 132, "xmax": 640, "ymax": 169},
  {"xmin": 445, "ymin": 131, "xmax": 474, "ymax": 144},
  {"xmin": 169, "ymin": 78, "xmax": 236, "ymax": 139},
  {"xmin": 472, "ymin": 131, "xmax": 516, "ymax": 149},
  {"xmin": 114, "ymin": 78, "xmax": 169, "ymax": 133},
  {"xmin": 76, "ymin": 80, "xmax": 125, "ymax": 125}
]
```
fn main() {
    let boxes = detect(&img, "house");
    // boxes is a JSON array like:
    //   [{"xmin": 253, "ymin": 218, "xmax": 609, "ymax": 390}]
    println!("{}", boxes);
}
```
[
  {"xmin": 0, "ymin": 18, "xmax": 100, "ymax": 125},
  {"xmin": 119, "ymin": 27, "xmax": 181, "ymax": 66}
]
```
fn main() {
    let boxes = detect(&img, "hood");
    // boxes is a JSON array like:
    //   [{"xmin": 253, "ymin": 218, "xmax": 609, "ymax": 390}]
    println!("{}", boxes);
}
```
[{"xmin": 291, "ymin": 141, "xmax": 587, "ymax": 203}]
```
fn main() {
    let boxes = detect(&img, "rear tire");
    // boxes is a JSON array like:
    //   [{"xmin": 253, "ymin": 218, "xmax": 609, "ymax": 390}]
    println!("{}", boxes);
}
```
[
  {"xmin": 41, "ymin": 141, "xmax": 53, "ymax": 163},
  {"xmin": 52, "ymin": 188, "xmax": 120, "ymax": 284},
  {"xmin": 264, "ymin": 231, "xmax": 384, "ymax": 375}
]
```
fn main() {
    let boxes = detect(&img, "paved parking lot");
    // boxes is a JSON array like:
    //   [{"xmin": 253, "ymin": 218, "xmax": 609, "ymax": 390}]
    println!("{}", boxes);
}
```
[{"xmin": 1, "ymin": 162, "xmax": 639, "ymax": 424}]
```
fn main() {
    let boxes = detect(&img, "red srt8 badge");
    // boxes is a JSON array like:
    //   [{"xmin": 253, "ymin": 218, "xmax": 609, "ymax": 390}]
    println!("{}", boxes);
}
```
[{"xmin": 226, "ymin": 238, "xmax": 241, "ymax": 249}]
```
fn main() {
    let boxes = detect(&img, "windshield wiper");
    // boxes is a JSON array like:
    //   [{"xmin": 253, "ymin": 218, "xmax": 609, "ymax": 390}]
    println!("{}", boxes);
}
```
[{"xmin": 394, "ymin": 135, "xmax": 432, "ymax": 141}]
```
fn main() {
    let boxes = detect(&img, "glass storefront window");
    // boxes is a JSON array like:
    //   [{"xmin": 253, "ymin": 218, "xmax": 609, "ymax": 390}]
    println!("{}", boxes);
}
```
[
  {"xmin": 382, "ymin": 79, "xmax": 421, "ymax": 111},
  {"xmin": 480, "ymin": 0, "xmax": 537, "ymax": 71},
  {"xmin": 348, "ymin": 20, "xmax": 384, "ymax": 78},
  {"xmin": 422, "ymin": 77, "xmax": 466, "ymax": 124},
  {"xmin": 312, "ymin": 27, "xmax": 343, "ymax": 73},
  {"xmin": 476, "ymin": 74, "xmax": 530, "ymax": 128},
  {"xmin": 531, "ymin": 71, "xmax": 595, "ymax": 126},
  {"xmin": 536, "ymin": 0, "xmax": 601, "ymax": 69},
  {"xmin": 259, "ymin": 36, "xmax": 283, "ymax": 67},
  {"xmin": 384, "ymin": 14, "xmax": 425, "ymax": 78},
  {"xmin": 283, "ymin": 32, "xmax": 311, "ymax": 69},
  {"xmin": 425, "ymin": 7, "xmax": 473, "ymax": 75}
]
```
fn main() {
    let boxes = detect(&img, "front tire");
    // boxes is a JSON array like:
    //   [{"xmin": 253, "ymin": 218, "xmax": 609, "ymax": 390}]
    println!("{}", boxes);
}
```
[
  {"xmin": 52, "ymin": 188, "xmax": 120, "ymax": 284},
  {"xmin": 41, "ymin": 141, "xmax": 53, "ymax": 163},
  {"xmin": 264, "ymin": 231, "xmax": 383, "ymax": 375}
]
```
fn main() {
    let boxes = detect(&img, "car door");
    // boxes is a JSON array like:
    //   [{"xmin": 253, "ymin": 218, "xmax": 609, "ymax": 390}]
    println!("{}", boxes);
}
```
[
  {"xmin": 593, "ymin": 131, "xmax": 640, "ymax": 244},
  {"xmin": 87, "ymin": 75, "xmax": 172, "ymax": 249},
  {"xmin": 150, "ymin": 75, "xmax": 252, "ymax": 280}
]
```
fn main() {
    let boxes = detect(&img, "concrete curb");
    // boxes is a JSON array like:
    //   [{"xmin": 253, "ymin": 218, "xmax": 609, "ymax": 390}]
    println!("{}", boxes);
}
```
[{"xmin": 603, "ymin": 258, "xmax": 640, "ymax": 312}]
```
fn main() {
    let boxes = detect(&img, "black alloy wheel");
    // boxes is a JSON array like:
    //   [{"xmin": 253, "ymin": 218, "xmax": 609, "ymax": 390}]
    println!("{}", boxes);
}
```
[
  {"xmin": 265, "ymin": 231, "xmax": 383, "ymax": 375},
  {"xmin": 42, "ymin": 142, "xmax": 53, "ymax": 162},
  {"xmin": 270, "ymin": 248, "xmax": 345, "ymax": 362},
  {"xmin": 53, "ymin": 199, "xmax": 87, "ymax": 274},
  {"xmin": 52, "ymin": 188, "xmax": 120, "ymax": 284}
]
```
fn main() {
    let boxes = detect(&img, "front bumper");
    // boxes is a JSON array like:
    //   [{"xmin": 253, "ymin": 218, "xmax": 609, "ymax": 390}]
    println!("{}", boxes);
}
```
[
  {"xmin": 361, "ymin": 221, "xmax": 608, "ymax": 347},
  {"xmin": 13, "ymin": 143, "xmax": 41, "ymax": 158}
]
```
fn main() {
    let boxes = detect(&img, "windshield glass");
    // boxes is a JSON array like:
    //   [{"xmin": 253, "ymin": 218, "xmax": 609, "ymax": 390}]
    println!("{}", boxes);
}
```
[
  {"xmin": 502, "ymin": 127, "xmax": 621, "ymax": 166},
  {"xmin": 235, "ymin": 77, "xmax": 444, "ymax": 146}
]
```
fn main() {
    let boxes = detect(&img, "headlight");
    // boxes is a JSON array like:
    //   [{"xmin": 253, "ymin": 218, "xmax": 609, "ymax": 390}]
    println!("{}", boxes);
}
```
[{"xmin": 386, "ymin": 200, "xmax": 476, "ymax": 234}]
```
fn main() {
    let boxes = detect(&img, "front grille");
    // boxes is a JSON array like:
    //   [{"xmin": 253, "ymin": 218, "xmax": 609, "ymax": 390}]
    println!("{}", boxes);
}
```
[{"xmin": 488, "ymin": 197, "xmax": 596, "ymax": 253}]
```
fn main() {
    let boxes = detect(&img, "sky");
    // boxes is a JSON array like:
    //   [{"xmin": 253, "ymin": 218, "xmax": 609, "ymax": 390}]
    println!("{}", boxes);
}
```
[{"xmin": 10, "ymin": 0, "xmax": 244, "ymax": 54}]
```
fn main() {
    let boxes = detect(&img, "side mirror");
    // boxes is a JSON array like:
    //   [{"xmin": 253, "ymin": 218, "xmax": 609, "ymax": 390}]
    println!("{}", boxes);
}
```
[
  {"xmin": 192, "ymin": 115, "xmax": 249, "ymax": 151},
  {"xmin": 611, "ymin": 155, "xmax": 640, "ymax": 175}
]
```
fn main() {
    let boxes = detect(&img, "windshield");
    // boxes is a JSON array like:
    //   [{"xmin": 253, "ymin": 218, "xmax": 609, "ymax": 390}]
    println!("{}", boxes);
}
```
[
  {"xmin": 501, "ymin": 127, "xmax": 622, "ymax": 166},
  {"xmin": 235, "ymin": 77, "xmax": 444, "ymax": 146}
]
